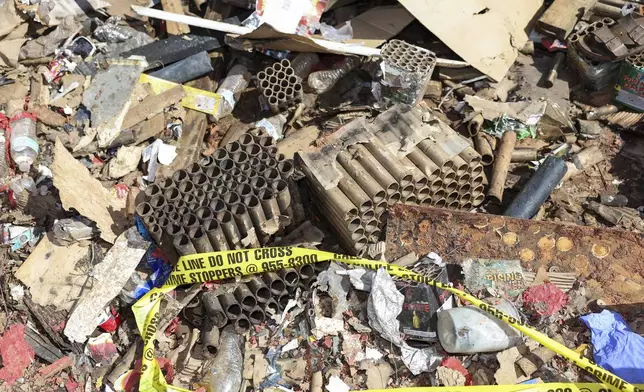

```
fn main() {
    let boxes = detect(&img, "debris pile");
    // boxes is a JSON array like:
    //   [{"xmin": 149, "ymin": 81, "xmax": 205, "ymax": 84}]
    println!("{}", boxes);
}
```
[{"xmin": 0, "ymin": 0, "xmax": 643, "ymax": 391}]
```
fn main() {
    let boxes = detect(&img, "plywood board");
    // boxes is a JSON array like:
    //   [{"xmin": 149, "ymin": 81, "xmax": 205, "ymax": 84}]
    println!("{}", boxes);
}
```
[{"xmin": 398, "ymin": 0, "xmax": 543, "ymax": 82}]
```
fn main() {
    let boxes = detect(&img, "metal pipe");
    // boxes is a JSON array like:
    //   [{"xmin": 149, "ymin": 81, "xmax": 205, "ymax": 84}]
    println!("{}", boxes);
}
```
[
  {"xmin": 145, "ymin": 184, "xmax": 163, "ymax": 200},
  {"xmin": 225, "ymin": 141, "xmax": 242, "ymax": 154},
  {"xmin": 447, "ymin": 191, "xmax": 459, "ymax": 203},
  {"xmin": 136, "ymin": 202, "xmax": 154, "ymax": 219},
  {"xmin": 388, "ymin": 191, "xmax": 401, "ymax": 205},
  {"xmin": 335, "ymin": 164, "xmax": 373, "ymax": 212},
  {"xmin": 461, "ymin": 201, "xmax": 473, "ymax": 210},
  {"xmin": 369, "ymin": 229, "xmax": 381, "ymax": 243},
  {"xmin": 262, "ymin": 272, "xmax": 286, "ymax": 296},
  {"xmin": 400, "ymin": 184, "xmax": 414, "ymax": 198},
  {"xmin": 360, "ymin": 209, "xmax": 375, "ymax": 221},
  {"xmin": 278, "ymin": 159, "xmax": 295, "ymax": 179},
  {"xmin": 166, "ymin": 222, "xmax": 184, "ymax": 239},
  {"xmin": 403, "ymin": 194, "xmax": 418, "ymax": 204},
  {"xmin": 429, "ymin": 178, "xmax": 443, "ymax": 193},
  {"xmin": 562, "ymin": 146, "xmax": 605, "ymax": 181},
  {"xmin": 232, "ymin": 204, "xmax": 258, "ymax": 247},
  {"xmin": 363, "ymin": 141, "xmax": 413, "ymax": 186},
  {"xmin": 217, "ymin": 158, "xmax": 234, "ymax": 171},
  {"xmin": 176, "ymin": 206, "xmax": 190, "ymax": 216},
  {"xmin": 488, "ymin": 130, "xmax": 516, "ymax": 204},
  {"xmin": 415, "ymin": 186, "xmax": 431, "ymax": 200},
  {"xmin": 352, "ymin": 144, "xmax": 400, "ymax": 195},
  {"xmin": 432, "ymin": 189, "xmax": 446, "ymax": 202},
  {"xmin": 201, "ymin": 320, "xmax": 220, "ymax": 357},
  {"xmin": 445, "ymin": 180, "xmax": 458, "ymax": 193},
  {"xmin": 187, "ymin": 162, "xmax": 203, "ymax": 177},
  {"xmin": 234, "ymin": 283, "xmax": 257, "ymax": 312},
  {"xmin": 297, "ymin": 264, "xmax": 315, "ymax": 282},
  {"xmin": 457, "ymin": 173, "xmax": 471, "ymax": 186},
  {"xmin": 434, "ymin": 198, "xmax": 447, "ymax": 207},
  {"xmin": 271, "ymin": 179, "xmax": 293, "ymax": 217},
  {"xmin": 263, "ymin": 298, "xmax": 279, "ymax": 315},
  {"xmin": 504, "ymin": 156, "xmax": 568, "ymax": 218},
  {"xmin": 451, "ymin": 155, "xmax": 469, "ymax": 176},
  {"xmin": 511, "ymin": 148, "xmax": 539, "ymax": 162},
  {"xmin": 203, "ymin": 291, "xmax": 228, "ymax": 328},
  {"xmin": 182, "ymin": 213, "xmax": 200, "ymax": 231},
  {"xmin": 258, "ymin": 188, "xmax": 281, "ymax": 219},
  {"xmin": 196, "ymin": 206, "xmax": 214, "ymax": 223},
  {"xmin": 407, "ymin": 148, "xmax": 442, "ymax": 178},
  {"xmin": 178, "ymin": 180, "xmax": 195, "ymax": 195},
  {"xmin": 352, "ymin": 227, "xmax": 365, "ymax": 241},
  {"xmin": 160, "ymin": 178, "xmax": 175, "ymax": 189},
  {"xmin": 468, "ymin": 113, "xmax": 484, "ymax": 136},
  {"xmin": 217, "ymin": 210, "xmax": 241, "ymax": 249},
  {"xmin": 182, "ymin": 193, "xmax": 197, "ymax": 206},
  {"xmin": 375, "ymin": 200, "xmax": 387, "ymax": 216},
  {"xmin": 470, "ymin": 164, "xmax": 484, "ymax": 177},
  {"xmin": 172, "ymin": 169, "xmax": 189, "ymax": 183},
  {"xmin": 316, "ymin": 186, "xmax": 359, "ymax": 220},
  {"xmin": 459, "ymin": 146, "xmax": 482, "ymax": 168},
  {"xmin": 336, "ymin": 151, "xmax": 387, "ymax": 203},
  {"xmin": 417, "ymin": 140, "xmax": 454, "ymax": 170},
  {"xmin": 247, "ymin": 306, "xmax": 265, "ymax": 325},
  {"xmin": 247, "ymin": 277, "xmax": 271, "ymax": 304},
  {"xmin": 203, "ymin": 218, "xmax": 229, "ymax": 251},
  {"xmin": 192, "ymin": 173, "xmax": 208, "ymax": 188},
  {"xmin": 212, "ymin": 296, "xmax": 241, "ymax": 328},
  {"xmin": 545, "ymin": 52, "xmax": 566, "ymax": 88},
  {"xmin": 278, "ymin": 268, "xmax": 300, "ymax": 289},
  {"xmin": 277, "ymin": 292, "xmax": 290, "ymax": 309},
  {"xmin": 474, "ymin": 132, "xmax": 494, "ymax": 166},
  {"xmin": 173, "ymin": 233, "xmax": 196, "ymax": 256},
  {"xmin": 209, "ymin": 198, "xmax": 226, "ymax": 214},
  {"xmin": 244, "ymin": 195, "xmax": 268, "ymax": 245},
  {"xmin": 188, "ymin": 226, "xmax": 214, "ymax": 253},
  {"xmin": 448, "ymin": 200, "xmax": 460, "ymax": 209},
  {"xmin": 234, "ymin": 314, "xmax": 251, "ymax": 334},
  {"xmin": 250, "ymin": 177, "xmax": 268, "ymax": 192},
  {"xmin": 420, "ymin": 198, "xmax": 432, "ymax": 207},
  {"xmin": 149, "ymin": 195, "xmax": 167, "ymax": 210},
  {"xmin": 398, "ymin": 155, "xmax": 428, "ymax": 189}
]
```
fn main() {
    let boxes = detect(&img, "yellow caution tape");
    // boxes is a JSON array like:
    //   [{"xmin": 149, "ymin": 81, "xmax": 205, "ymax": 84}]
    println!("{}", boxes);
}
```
[
  {"xmin": 132, "ymin": 247, "xmax": 642, "ymax": 392},
  {"xmin": 366, "ymin": 385, "xmax": 644, "ymax": 392},
  {"xmin": 138, "ymin": 74, "xmax": 222, "ymax": 116}
]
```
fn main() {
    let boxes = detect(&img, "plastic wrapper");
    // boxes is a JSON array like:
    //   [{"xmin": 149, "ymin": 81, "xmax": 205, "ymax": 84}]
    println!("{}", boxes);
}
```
[
  {"xmin": 208, "ymin": 326, "xmax": 244, "ymax": 392},
  {"xmin": 319, "ymin": 21, "xmax": 353, "ymax": 42},
  {"xmin": 53, "ymin": 217, "xmax": 96, "ymax": 242},
  {"xmin": 378, "ymin": 40, "xmax": 437, "ymax": 107},
  {"xmin": 367, "ymin": 268, "xmax": 442, "ymax": 375},
  {"xmin": 290, "ymin": 52, "xmax": 320, "ymax": 79},
  {"xmin": 94, "ymin": 16, "xmax": 132, "ymax": 43},
  {"xmin": 567, "ymin": 45, "xmax": 620, "ymax": 91},
  {"xmin": 215, "ymin": 64, "xmax": 251, "ymax": 120},
  {"xmin": 255, "ymin": 114, "xmax": 287, "ymax": 140},
  {"xmin": 307, "ymin": 56, "xmax": 361, "ymax": 94}
]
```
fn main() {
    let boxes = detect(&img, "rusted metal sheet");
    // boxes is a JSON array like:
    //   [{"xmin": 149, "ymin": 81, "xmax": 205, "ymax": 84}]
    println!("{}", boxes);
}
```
[{"xmin": 385, "ymin": 205, "xmax": 644, "ymax": 308}]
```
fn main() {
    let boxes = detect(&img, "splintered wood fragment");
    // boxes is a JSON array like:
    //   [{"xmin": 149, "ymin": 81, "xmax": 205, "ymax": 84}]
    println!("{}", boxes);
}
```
[
  {"xmin": 122, "ymin": 85, "xmax": 185, "ymax": 130},
  {"xmin": 161, "ymin": 0, "xmax": 191, "ymax": 35}
]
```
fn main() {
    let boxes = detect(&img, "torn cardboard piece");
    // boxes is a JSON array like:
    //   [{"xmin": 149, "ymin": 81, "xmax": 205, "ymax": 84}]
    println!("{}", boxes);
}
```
[
  {"xmin": 64, "ymin": 227, "xmax": 150, "ymax": 343},
  {"xmin": 398, "ymin": 0, "xmax": 543, "ymax": 81},
  {"xmin": 345, "ymin": 5, "xmax": 415, "ymax": 49},
  {"xmin": 15, "ymin": 235, "xmax": 90, "ymax": 312},
  {"xmin": 52, "ymin": 139, "xmax": 127, "ymax": 243}
]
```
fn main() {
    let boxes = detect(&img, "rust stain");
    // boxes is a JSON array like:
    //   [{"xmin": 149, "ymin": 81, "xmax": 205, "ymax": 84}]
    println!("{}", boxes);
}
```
[{"xmin": 385, "ymin": 205, "xmax": 644, "ymax": 307}]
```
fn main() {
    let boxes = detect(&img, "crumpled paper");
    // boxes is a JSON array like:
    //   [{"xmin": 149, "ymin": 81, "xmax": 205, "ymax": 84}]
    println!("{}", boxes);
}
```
[
  {"xmin": 316, "ymin": 262, "xmax": 351, "ymax": 318},
  {"xmin": 367, "ymin": 268, "xmax": 442, "ymax": 375}
]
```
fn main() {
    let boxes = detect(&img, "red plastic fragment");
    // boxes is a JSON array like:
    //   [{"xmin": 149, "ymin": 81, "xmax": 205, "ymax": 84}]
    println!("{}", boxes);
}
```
[
  {"xmin": 439, "ymin": 357, "xmax": 472, "ymax": 386},
  {"xmin": 0, "ymin": 324, "xmax": 35, "ymax": 386},
  {"xmin": 522, "ymin": 282, "xmax": 568, "ymax": 317}
]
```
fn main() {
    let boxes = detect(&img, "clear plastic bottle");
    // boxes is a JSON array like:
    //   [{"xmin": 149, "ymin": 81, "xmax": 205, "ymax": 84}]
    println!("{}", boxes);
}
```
[
  {"xmin": 437, "ymin": 297, "xmax": 523, "ymax": 353},
  {"xmin": 9, "ymin": 112, "xmax": 39, "ymax": 173},
  {"xmin": 215, "ymin": 64, "xmax": 251, "ymax": 120},
  {"xmin": 307, "ymin": 56, "xmax": 361, "ymax": 94},
  {"xmin": 207, "ymin": 325, "xmax": 244, "ymax": 392},
  {"xmin": 0, "ymin": 126, "xmax": 8, "ymax": 179}
]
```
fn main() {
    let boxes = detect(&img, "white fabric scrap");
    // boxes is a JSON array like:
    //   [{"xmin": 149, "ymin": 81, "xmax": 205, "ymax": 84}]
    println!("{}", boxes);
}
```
[
  {"xmin": 326, "ymin": 375, "xmax": 350, "ymax": 392},
  {"xmin": 282, "ymin": 338, "xmax": 299, "ymax": 353},
  {"xmin": 142, "ymin": 139, "xmax": 177, "ymax": 182}
]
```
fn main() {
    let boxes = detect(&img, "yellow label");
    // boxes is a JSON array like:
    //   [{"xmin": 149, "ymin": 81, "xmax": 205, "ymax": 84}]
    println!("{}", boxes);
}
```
[
  {"xmin": 131, "ymin": 247, "xmax": 642, "ymax": 392},
  {"xmin": 138, "ymin": 74, "xmax": 222, "ymax": 116}
]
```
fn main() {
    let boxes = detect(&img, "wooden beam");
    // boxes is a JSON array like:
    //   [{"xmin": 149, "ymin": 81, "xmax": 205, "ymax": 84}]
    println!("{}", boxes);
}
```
[{"xmin": 160, "ymin": 0, "xmax": 191, "ymax": 35}]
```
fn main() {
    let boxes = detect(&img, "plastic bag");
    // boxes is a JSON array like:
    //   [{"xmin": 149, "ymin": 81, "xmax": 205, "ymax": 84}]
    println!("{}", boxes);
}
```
[
  {"xmin": 580, "ymin": 310, "xmax": 644, "ymax": 383},
  {"xmin": 319, "ymin": 21, "xmax": 353, "ymax": 42},
  {"xmin": 208, "ymin": 326, "xmax": 244, "ymax": 392}
]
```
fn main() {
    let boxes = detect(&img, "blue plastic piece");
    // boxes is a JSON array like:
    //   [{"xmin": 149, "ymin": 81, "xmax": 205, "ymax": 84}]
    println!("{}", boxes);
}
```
[{"xmin": 580, "ymin": 310, "xmax": 644, "ymax": 383}]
